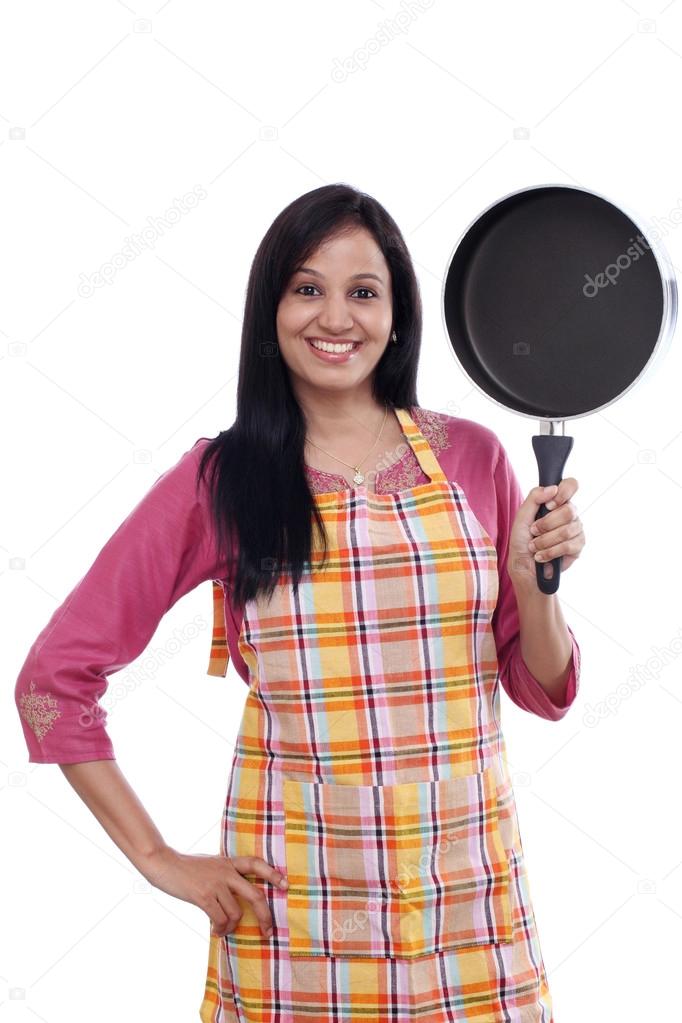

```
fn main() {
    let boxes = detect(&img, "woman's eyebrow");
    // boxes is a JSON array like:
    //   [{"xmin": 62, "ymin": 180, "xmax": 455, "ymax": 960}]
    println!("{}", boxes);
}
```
[{"xmin": 294, "ymin": 266, "xmax": 384, "ymax": 283}]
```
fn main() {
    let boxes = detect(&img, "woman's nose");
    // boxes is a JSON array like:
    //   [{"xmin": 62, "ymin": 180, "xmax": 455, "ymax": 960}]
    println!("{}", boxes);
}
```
[{"xmin": 316, "ymin": 297, "xmax": 355, "ymax": 333}]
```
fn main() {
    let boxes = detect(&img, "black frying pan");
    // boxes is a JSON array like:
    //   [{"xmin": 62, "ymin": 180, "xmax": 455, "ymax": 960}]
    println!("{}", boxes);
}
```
[{"xmin": 442, "ymin": 183, "xmax": 677, "ymax": 594}]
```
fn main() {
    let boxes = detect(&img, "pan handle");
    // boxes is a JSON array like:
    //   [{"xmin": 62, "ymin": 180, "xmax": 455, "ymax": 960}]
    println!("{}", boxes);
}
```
[{"xmin": 530, "ymin": 434, "xmax": 575, "ymax": 595}]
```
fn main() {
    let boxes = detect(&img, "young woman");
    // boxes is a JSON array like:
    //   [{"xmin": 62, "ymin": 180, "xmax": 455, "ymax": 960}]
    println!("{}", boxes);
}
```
[{"xmin": 16, "ymin": 183, "xmax": 585, "ymax": 1022}]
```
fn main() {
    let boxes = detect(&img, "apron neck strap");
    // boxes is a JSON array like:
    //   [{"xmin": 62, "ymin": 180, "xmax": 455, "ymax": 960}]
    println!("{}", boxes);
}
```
[{"xmin": 395, "ymin": 407, "xmax": 448, "ymax": 485}]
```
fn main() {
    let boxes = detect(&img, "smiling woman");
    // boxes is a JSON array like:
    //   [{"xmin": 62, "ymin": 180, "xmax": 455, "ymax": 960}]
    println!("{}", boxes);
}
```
[
  {"xmin": 14, "ymin": 182, "xmax": 579, "ymax": 1023},
  {"xmin": 189, "ymin": 184, "xmax": 576, "ymax": 1021}
]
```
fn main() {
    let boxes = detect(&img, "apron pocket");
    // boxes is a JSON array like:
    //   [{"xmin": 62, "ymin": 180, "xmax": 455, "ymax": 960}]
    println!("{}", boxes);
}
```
[{"xmin": 282, "ymin": 766, "xmax": 513, "ymax": 959}]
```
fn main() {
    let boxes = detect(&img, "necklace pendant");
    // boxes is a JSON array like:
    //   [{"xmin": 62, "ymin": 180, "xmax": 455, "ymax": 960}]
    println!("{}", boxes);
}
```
[{"xmin": 353, "ymin": 471, "xmax": 365, "ymax": 485}]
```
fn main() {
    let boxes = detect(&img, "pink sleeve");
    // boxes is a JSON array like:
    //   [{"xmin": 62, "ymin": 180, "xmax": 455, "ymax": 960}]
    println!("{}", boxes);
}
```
[
  {"xmin": 491, "ymin": 442, "xmax": 581, "ymax": 721},
  {"xmin": 14, "ymin": 438, "xmax": 223, "ymax": 764}
]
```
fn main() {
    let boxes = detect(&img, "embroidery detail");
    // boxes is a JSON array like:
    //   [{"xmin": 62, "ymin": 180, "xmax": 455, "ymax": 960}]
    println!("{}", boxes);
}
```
[
  {"xmin": 374, "ymin": 451, "xmax": 423, "ymax": 493},
  {"xmin": 305, "ymin": 406, "xmax": 453, "ymax": 495},
  {"xmin": 411, "ymin": 405, "xmax": 450, "ymax": 456},
  {"xmin": 18, "ymin": 679, "xmax": 62, "ymax": 743},
  {"xmin": 305, "ymin": 466, "xmax": 348, "ymax": 492}
]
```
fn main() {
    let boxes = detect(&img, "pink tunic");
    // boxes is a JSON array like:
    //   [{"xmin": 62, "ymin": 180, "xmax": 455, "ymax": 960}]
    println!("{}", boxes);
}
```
[{"xmin": 15, "ymin": 406, "xmax": 580, "ymax": 764}]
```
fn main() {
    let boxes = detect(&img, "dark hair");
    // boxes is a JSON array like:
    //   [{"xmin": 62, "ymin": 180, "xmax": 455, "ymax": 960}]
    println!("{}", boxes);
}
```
[{"xmin": 197, "ymin": 182, "xmax": 422, "ymax": 609}]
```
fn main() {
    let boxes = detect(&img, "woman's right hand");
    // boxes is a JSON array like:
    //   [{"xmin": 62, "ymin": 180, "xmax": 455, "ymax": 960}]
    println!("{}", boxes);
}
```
[{"xmin": 140, "ymin": 845, "xmax": 289, "ymax": 938}]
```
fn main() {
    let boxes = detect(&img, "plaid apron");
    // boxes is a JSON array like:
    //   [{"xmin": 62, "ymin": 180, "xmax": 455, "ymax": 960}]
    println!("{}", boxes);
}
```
[{"xmin": 200, "ymin": 407, "xmax": 554, "ymax": 1023}]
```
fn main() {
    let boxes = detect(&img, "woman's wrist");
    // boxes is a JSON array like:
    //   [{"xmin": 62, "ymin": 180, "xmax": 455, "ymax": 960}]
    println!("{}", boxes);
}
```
[{"xmin": 507, "ymin": 567, "xmax": 574, "ymax": 701}]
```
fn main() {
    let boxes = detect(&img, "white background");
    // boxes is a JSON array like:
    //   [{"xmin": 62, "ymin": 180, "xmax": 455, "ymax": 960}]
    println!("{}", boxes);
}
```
[{"xmin": 3, "ymin": 2, "xmax": 682, "ymax": 1020}]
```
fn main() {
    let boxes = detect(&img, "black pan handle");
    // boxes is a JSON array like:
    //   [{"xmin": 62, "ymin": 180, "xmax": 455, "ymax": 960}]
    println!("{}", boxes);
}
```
[{"xmin": 530, "ymin": 434, "xmax": 574, "ymax": 595}]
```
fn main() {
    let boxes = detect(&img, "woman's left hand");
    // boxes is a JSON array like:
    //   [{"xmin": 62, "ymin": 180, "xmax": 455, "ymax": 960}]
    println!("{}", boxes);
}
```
[{"xmin": 507, "ymin": 477, "xmax": 585, "ymax": 587}]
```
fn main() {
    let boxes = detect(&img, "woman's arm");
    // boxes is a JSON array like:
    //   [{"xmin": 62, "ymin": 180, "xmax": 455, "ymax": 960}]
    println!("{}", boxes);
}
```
[
  {"xmin": 16, "ymin": 439, "xmax": 286, "ymax": 939},
  {"xmin": 59, "ymin": 757, "xmax": 288, "ymax": 939},
  {"xmin": 511, "ymin": 583, "xmax": 574, "ymax": 705},
  {"xmin": 14, "ymin": 437, "xmax": 223, "ymax": 763},
  {"xmin": 59, "ymin": 759, "xmax": 167, "ymax": 871},
  {"xmin": 491, "ymin": 440, "xmax": 581, "ymax": 721}
]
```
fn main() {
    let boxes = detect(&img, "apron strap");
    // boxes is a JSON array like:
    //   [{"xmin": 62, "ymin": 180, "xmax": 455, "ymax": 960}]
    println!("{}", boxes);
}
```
[
  {"xmin": 206, "ymin": 578, "xmax": 230, "ymax": 676},
  {"xmin": 395, "ymin": 407, "xmax": 448, "ymax": 484}
]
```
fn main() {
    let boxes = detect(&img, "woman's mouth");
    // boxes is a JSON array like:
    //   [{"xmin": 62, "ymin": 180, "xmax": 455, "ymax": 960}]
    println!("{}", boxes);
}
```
[{"xmin": 305, "ymin": 337, "xmax": 363, "ymax": 363}]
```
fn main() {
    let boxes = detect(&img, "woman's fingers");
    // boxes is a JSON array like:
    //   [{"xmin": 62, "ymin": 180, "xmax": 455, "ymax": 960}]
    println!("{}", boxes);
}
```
[
  {"xmin": 209, "ymin": 887, "xmax": 245, "ymax": 936},
  {"xmin": 231, "ymin": 854, "xmax": 288, "ymax": 893},
  {"xmin": 530, "ymin": 500, "xmax": 578, "ymax": 537},
  {"xmin": 529, "ymin": 518, "xmax": 585, "ymax": 562},
  {"xmin": 211, "ymin": 856, "xmax": 289, "ymax": 939}
]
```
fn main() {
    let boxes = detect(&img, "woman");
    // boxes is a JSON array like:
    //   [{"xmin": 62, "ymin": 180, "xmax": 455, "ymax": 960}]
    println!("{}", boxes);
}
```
[{"xmin": 15, "ymin": 183, "xmax": 585, "ymax": 1022}]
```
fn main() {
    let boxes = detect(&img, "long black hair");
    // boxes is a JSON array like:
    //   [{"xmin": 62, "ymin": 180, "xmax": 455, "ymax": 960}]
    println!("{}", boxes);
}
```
[{"xmin": 197, "ymin": 182, "xmax": 423, "ymax": 610}]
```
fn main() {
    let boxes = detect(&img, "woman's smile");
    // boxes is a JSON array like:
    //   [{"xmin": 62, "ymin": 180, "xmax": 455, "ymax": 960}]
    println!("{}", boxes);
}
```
[{"xmin": 305, "ymin": 336, "xmax": 364, "ymax": 362}]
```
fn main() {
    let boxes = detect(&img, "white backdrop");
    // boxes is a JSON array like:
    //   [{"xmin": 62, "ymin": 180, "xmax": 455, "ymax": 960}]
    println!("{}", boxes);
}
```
[{"xmin": 3, "ymin": 2, "xmax": 682, "ymax": 1020}]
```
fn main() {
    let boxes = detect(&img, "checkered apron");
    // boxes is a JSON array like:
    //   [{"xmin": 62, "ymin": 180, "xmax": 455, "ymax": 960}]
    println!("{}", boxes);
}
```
[{"xmin": 200, "ymin": 407, "xmax": 554, "ymax": 1023}]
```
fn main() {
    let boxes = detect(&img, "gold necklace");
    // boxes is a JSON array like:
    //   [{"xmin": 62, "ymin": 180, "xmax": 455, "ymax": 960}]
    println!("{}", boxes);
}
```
[{"xmin": 306, "ymin": 404, "xmax": 389, "ymax": 485}]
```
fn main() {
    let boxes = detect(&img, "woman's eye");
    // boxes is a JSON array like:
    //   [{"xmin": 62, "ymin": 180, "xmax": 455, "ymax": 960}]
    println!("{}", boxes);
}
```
[{"xmin": 294, "ymin": 285, "xmax": 376, "ymax": 299}]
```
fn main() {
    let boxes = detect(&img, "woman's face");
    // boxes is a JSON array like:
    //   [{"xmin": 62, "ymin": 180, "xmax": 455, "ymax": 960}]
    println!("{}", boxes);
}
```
[{"xmin": 276, "ymin": 226, "xmax": 394, "ymax": 398}]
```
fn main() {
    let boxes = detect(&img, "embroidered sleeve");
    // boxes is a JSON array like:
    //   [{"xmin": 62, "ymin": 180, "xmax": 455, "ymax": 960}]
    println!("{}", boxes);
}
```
[
  {"xmin": 14, "ymin": 439, "xmax": 221, "ymax": 764},
  {"xmin": 491, "ymin": 442, "xmax": 581, "ymax": 721}
]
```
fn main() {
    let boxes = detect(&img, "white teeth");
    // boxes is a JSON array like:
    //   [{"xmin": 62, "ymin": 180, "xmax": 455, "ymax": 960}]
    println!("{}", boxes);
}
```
[{"xmin": 309, "ymin": 339, "xmax": 358, "ymax": 353}]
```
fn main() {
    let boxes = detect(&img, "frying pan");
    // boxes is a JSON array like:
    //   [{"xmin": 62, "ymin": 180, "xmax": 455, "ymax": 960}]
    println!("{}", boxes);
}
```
[{"xmin": 441, "ymin": 183, "xmax": 677, "ymax": 594}]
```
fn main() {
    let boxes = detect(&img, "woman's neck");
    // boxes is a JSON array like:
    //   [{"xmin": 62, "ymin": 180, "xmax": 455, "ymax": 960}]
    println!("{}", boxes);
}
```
[
  {"xmin": 302, "ymin": 402, "xmax": 410, "ymax": 491},
  {"xmin": 301, "ymin": 397, "xmax": 389, "ymax": 449}
]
